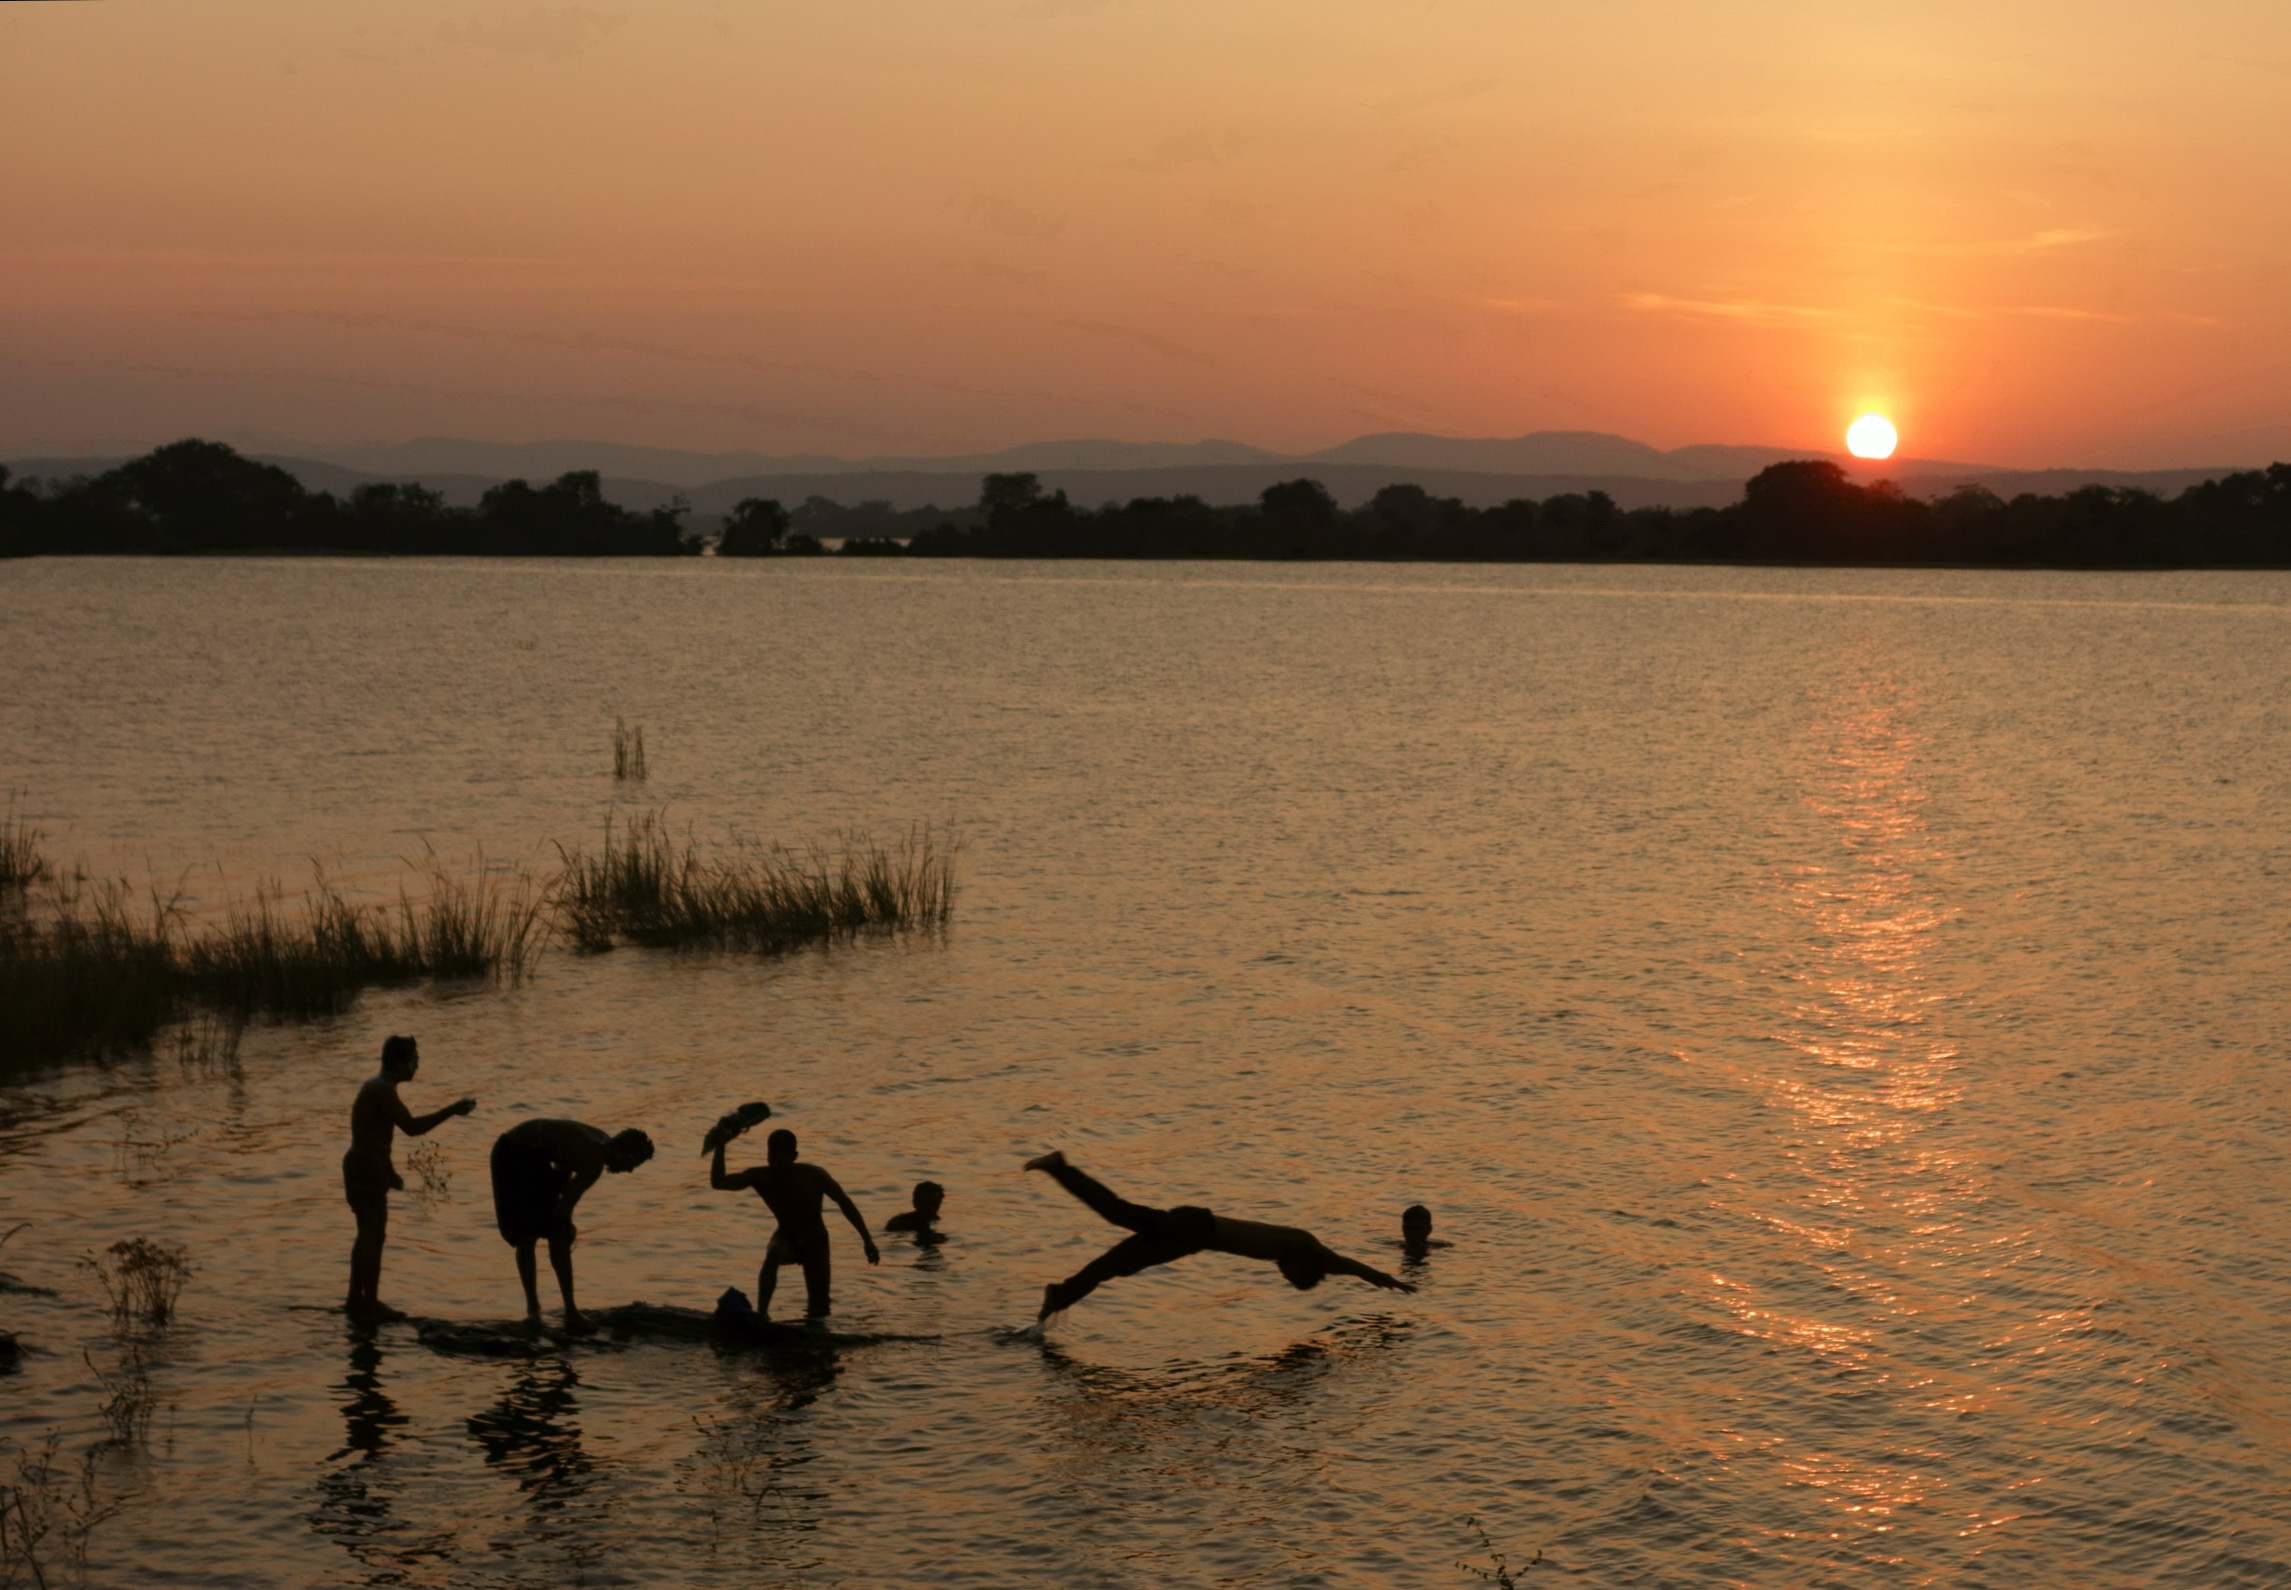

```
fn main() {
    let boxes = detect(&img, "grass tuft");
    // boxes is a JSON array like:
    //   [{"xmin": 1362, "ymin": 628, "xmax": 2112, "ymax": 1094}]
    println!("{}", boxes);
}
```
[
  {"xmin": 81, "ymin": 1238, "xmax": 190, "ymax": 1330},
  {"xmin": 612, "ymin": 718, "xmax": 648, "ymax": 781},
  {"xmin": 553, "ymin": 811, "xmax": 955, "ymax": 953}
]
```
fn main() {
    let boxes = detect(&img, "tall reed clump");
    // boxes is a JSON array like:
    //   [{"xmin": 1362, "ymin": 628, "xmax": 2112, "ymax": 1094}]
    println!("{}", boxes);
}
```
[
  {"xmin": 0, "ymin": 860, "xmax": 542, "ymax": 1073},
  {"xmin": 0, "ymin": 794, "xmax": 45, "ymax": 891},
  {"xmin": 0, "ymin": 883, "xmax": 179, "ymax": 1066},
  {"xmin": 612, "ymin": 717, "xmax": 648, "ymax": 781},
  {"xmin": 553, "ymin": 810, "xmax": 955, "ymax": 954},
  {"xmin": 176, "ymin": 861, "xmax": 541, "ymax": 1021}
]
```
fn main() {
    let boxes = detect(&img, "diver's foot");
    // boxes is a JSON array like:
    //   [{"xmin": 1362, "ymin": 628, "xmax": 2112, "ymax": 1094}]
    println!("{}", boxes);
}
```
[
  {"xmin": 346, "ymin": 1299, "xmax": 405, "ymax": 1324},
  {"xmin": 563, "ymin": 1309, "xmax": 596, "ymax": 1335},
  {"xmin": 1022, "ymin": 1150, "xmax": 1066, "ymax": 1174},
  {"xmin": 1037, "ymin": 1280, "xmax": 1077, "ymax": 1321}
]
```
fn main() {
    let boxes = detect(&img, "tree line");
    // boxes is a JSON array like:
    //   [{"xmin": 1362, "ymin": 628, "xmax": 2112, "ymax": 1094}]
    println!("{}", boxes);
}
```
[
  {"xmin": 0, "ymin": 441, "xmax": 699, "ymax": 557},
  {"xmin": 7, "ymin": 438, "xmax": 2290, "ymax": 566}
]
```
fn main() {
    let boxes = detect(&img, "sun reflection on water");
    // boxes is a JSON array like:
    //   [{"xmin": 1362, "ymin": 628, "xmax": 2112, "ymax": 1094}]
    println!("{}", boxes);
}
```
[{"xmin": 1698, "ymin": 655, "xmax": 2010, "ymax": 1548}]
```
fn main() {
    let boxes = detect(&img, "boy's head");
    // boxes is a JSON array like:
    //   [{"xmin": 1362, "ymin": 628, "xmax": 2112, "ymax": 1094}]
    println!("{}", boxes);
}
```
[
  {"xmin": 911, "ymin": 1180, "xmax": 945, "ymax": 1215},
  {"xmin": 766, "ymin": 1128, "xmax": 799, "ymax": 1165},
  {"xmin": 605, "ymin": 1129, "xmax": 655, "ymax": 1173},
  {"xmin": 380, "ymin": 1035, "xmax": 419, "ymax": 1077},
  {"xmin": 1401, "ymin": 1204, "xmax": 1433, "ymax": 1243}
]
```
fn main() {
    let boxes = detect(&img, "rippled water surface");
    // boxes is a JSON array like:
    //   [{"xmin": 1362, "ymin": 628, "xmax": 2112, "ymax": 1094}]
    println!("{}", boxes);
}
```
[{"xmin": 3, "ymin": 558, "xmax": 2289, "ymax": 1587}]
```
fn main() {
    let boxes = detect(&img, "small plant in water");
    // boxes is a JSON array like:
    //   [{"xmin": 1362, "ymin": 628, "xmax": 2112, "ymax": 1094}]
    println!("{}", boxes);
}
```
[
  {"xmin": 0, "ymin": 1430, "xmax": 134, "ymax": 1588},
  {"xmin": 165, "ymin": 1012, "xmax": 243, "ymax": 1078},
  {"xmin": 84, "ymin": 1347, "xmax": 157, "ymax": 1449},
  {"xmin": 109, "ymin": 1112, "xmax": 185, "ymax": 1189},
  {"xmin": 1457, "ymin": 1515, "xmax": 1543, "ymax": 1587},
  {"xmin": 80, "ymin": 1239, "xmax": 190, "ymax": 1330},
  {"xmin": 612, "ymin": 717, "xmax": 648, "ymax": 781}
]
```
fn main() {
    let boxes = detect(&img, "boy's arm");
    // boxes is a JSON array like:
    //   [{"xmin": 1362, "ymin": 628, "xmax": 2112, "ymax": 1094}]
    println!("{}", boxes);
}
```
[
  {"xmin": 710, "ymin": 1142, "xmax": 756, "ymax": 1191},
  {"xmin": 820, "ymin": 1173, "xmax": 880, "ymax": 1265},
  {"xmin": 406, "ymin": 1096, "xmax": 478, "ymax": 1135},
  {"xmin": 553, "ymin": 1166, "xmax": 603, "ymax": 1233}
]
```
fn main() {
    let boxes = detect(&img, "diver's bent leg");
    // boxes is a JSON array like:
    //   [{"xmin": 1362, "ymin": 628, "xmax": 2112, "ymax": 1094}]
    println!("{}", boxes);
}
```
[
  {"xmin": 1041, "ymin": 1161, "xmax": 1161, "ymax": 1233},
  {"xmin": 1042, "ymin": 1232, "xmax": 1187, "ymax": 1317}
]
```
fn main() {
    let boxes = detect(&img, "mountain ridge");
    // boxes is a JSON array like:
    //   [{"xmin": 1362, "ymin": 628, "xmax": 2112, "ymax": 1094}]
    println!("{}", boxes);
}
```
[{"xmin": 246, "ymin": 429, "xmax": 2011, "ymax": 488}]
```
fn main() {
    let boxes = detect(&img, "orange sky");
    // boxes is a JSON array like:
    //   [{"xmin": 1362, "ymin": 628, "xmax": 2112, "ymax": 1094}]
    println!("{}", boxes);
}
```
[{"xmin": 5, "ymin": 0, "xmax": 2288, "ymax": 466}]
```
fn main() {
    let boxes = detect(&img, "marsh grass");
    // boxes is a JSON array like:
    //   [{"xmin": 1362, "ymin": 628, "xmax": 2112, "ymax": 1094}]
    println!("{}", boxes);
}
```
[
  {"xmin": 0, "ymin": 884, "xmax": 179, "ymax": 1066},
  {"xmin": 179, "ymin": 861, "xmax": 541, "ymax": 1020},
  {"xmin": 0, "ymin": 860, "xmax": 542, "ymax": 1072},
  {"xmin": 0, "ymin": 796, "xmax": 45, "ymax": 892},
  {"xmin": 0, "ymin": 801, "xmax": 951, "ymax": 1069},
  {"xmin": 612, "ymin": 718, "xmax": 648, "ymax": 781},
  {"xmin": 553, "ymin": 811, "xmax": 955, "ymax": 953}
]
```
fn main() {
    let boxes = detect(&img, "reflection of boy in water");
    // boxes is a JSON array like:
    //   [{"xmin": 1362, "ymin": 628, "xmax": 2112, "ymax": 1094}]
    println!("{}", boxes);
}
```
[
  {"xmin": 489, "ymin": 1118, "xmax": 655, "ymax": 1332},
  {"xmin": 343, "ymin": 1035, "xmax": 476, "ymax": 1321},
  {"xmin": 1024, "ymin": 1150, "xmax": 1414, "ymax": 1321},
  {"xmin": 711, "ymin": 1128, "xmax": 879, "ymax": 1318}
]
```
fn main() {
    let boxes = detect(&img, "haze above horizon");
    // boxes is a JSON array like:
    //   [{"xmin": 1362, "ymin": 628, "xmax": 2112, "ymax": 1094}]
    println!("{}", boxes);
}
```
[{"xmin": 4, "ymin": 0, "xmax": 2288, "ymax": 470}]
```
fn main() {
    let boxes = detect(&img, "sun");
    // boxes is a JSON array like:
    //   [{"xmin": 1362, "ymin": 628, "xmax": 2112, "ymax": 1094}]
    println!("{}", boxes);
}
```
[{"xmin": 1846, "ymin": 413, "xmax": 1898, "ymax": 460}]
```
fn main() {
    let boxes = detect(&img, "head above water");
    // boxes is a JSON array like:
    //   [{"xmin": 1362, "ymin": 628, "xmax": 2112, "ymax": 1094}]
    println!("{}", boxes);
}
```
[
  {"xmin": 1402, "ymin": 1204, "xmax": 1433, "ymax": 1243},
  {"xmin": 380, "ymin": 1035, "xmax": 419, "ymax": 1076},
  {"xmin": 912, "ymin": 1180, "xmax": 945, "ymax": 1214},
  {"xmin": 605, "ymin": 1129, "xmax": 655, "ymax": 1173},
  {"xmin": 766, "ymin": 1128, "xmax": 798, "ymax": 1165}
]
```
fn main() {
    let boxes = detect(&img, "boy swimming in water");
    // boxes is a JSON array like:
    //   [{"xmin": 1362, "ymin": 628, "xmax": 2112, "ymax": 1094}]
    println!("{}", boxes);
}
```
[
  {"xmin": 711, "ymin": 1128, "xmax": 879, "ymax": 1318},
  {"xmin": 488, "ymin": 1118, "xmax": 655, "ymax": 1331},
  {"xmin": 343, "ymin": 1035, "xmax": 476, "ymax": 1321},
  {"xmin": 1024, "ymin": 1150, "xmax": 1413, "ymax": 1320},
  {"xmin": 883, "ymin": 1180, "xmax": 945, "ymax": 1237},
  {"xmin": 1398, "ymin": 1204, "xmax": 1451, "ymax": 1259}
]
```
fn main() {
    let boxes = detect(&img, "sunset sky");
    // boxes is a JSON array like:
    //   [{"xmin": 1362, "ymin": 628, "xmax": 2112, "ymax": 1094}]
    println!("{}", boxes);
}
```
[{"xmin": 5, "ymin": 0, "xmax": 2288, "ymax": 466}]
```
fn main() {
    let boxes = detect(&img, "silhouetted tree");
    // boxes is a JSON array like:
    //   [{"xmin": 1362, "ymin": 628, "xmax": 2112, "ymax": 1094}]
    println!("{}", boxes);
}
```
[
  {"xmin": 980, "ymin": 472, "xmax": 1047, "ymax": 521},
  {"xmin": 719, "ymin": 497, "xmax": 789, "ymax": 556}
]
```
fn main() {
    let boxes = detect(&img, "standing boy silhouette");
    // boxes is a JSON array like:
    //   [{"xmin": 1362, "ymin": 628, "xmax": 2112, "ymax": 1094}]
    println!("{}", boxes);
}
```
[
  {"xmin": 711, "ymin": 1128, "xmax": 879, "ymax": 1318},
  {"xmin": 342, "ymin": 1035, "xmax": 476, "ymax": 1321}
]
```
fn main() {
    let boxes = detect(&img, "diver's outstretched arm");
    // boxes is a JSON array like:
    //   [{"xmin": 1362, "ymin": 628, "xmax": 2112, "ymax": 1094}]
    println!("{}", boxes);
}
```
[{"xmin": 1321, "ymin": 1247, "xmax": 1415, "ymax": 1293}]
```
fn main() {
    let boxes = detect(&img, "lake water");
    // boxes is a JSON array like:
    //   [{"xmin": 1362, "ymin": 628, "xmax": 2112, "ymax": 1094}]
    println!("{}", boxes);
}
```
[{"xmin": 3, "ymin": 557, "xmax": 2289, "ymax": 1588}]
